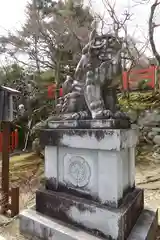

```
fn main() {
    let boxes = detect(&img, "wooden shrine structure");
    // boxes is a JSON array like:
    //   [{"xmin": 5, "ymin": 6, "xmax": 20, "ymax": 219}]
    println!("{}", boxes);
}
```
[{"xmin": 0, "ymin": 86, "xmax": 20, "ymax": 217}]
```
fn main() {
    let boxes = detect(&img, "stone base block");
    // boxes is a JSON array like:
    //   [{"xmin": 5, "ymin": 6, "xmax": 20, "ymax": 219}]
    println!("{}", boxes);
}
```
[
  {"xmin": 19, "ymin": 209, "xmax": 104, "ymax": 240},
  {"xmin": 47, "ymin": 119, "xmax": 130, "ymax": 129},
  {"xmin": 128, "ymin": 209, "xmax": 158, "ymax": 240},
  {"xmin": 42, "ymin": 128, "xmax": 138, "ymax": 207},
  {"xmin": 35, "ymin": 188, "xmax": 144, "ymax": 239},
  {"xmin": 19, "ymin": 208, "xmax": 158, "ymax": 240}
]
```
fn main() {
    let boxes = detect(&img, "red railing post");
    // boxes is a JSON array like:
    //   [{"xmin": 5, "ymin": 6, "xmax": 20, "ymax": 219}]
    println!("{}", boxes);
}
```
[
  {"xmin": 48, "ymin": 84, "xmax": 56, "ymax": 99},
  {"xmin": 11, "ymin": 131, "xmax": 15, "ymax": 151},
  {"xmin": 122, "ymin": 71, "xmax": 128, "ymax": 90},
  {"xmin": 149, "ymin": 65, "xmax": 156, "ymax": 89},
  {"xmin": 59, "ymin": 88, "xmax": 63, "ymax": 97},
  {"xmin": 14, "ymin": 129, "xmax": 18, "ymax": 148},
  {"xmin": 0, "ymin": 129, "xmax": 18, "ymax": 153}
]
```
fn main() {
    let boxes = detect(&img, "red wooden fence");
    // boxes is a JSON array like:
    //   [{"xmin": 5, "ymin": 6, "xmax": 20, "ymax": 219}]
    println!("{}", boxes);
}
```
[
  {"xmin": 0, "ymin": 130, "xmax": 18, "ymax": 152},
  {"xmin": 47, "ymin": 66, "xmax": 158, "ymax": 97},
  {"xmin": 48, "ymin": 84, "xmax": 63, "ymax": 99},
  {"xmin": 122, "ymin": 66, "xmax": 157, "ymax": 91}
]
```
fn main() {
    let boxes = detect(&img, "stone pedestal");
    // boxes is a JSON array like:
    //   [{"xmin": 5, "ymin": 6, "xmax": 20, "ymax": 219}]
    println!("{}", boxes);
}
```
[
  {"xmin": 34, "ymin": 188, "xmax": 144, "ymax": 239},
  {"xmin": 19, "ymin": 120, "xmax": 158, "ymax": 240},
  {"xmin": 42, "ymin": 126, "xmax": 137, "ymax": 208}
]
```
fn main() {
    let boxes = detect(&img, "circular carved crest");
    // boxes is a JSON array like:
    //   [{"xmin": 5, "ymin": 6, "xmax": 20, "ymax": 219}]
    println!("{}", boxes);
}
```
[{"xmin": 68, "ymin": 156, "xmax": 91, "ymax": 188}]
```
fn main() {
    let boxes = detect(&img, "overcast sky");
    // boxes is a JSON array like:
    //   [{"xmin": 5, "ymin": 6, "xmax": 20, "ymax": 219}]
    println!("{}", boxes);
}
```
[
  {"xmin": 0, "ymin": 0, "xmax": 27, "ymax": 35},
  {"xmin": 0, "ymin": 0, "xmax": 159, "ymax": 57}
]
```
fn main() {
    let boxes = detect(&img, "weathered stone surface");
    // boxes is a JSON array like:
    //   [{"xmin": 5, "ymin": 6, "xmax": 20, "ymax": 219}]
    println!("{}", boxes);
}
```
[
  {"xmin": 127, "ymin": 109, "xmax": 138, "ymax": 123},
  {"xmin": 20, "ymin": 209, "xmax": 105, "ymax": 240},
  {"xmin": 44, "ymin": 146, "xmax": 135, "ymax": 207},
  {"xmin": 36, "ymin": 188, "xmax": 144, "ymax": 240},
  {"xmin": 128, "ymin": 209, "xmax": 158, "ymax": 240},
  {"xmin": 147, "ymin": 131, "xmax": 157, "ymax": 140},
  {"xmin": 44, "ymin": 144, "xmax": 136, "ymax": 206},
  {"xmin": 47, "ymin": 119, "xmax": 130, "ymax": 130},
  {"xmin": 42, "ymin": 128, "xmax": 137, "ymax": 207},
  {"xmin": 19, "ymin": 208, "xmax": 157, "ymax": 240},
  {"xmin": 138, "ymin": 109, "xmax": 160, "ymax": 126},
  {"xmin": 153, "ymin": 135, "xmax": 160, "ymax": 145},
  {"xmin": 152, "ymin": 127, "xmax": 160, "ymax": 133},
  {"xmin": 40, "ymin": 128, "xmax": 137, "ymax": 151}
]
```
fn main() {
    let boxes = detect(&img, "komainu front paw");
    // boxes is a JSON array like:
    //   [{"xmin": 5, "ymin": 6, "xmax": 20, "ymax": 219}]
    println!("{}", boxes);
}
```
[
  {"xmin": 114, "ymin": 111, "xmax": 129, "ymax": 119},
  {"xmin": 94, "ymin": 109, "xmax": 113, "ymax": 119},
  {"xmin": 103, "ymin": 109, "xmax": 113, "ymax": 118}
]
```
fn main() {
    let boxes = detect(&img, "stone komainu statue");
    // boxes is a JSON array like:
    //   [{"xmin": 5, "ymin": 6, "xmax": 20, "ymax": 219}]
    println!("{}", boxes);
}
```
[{"xmin": 56, "ymin": 22, "xmax": 128, "ymax": 120}]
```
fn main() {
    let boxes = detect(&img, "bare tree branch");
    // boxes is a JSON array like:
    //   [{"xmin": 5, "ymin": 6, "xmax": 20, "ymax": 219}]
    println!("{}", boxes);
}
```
[{"xmin": 149, "ymin": 0, "xmax": 160, "ymax": 64}]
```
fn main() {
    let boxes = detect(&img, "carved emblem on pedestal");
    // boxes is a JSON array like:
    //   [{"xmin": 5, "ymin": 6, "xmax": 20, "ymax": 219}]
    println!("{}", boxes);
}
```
[{"xmin": 64, "ymin": 154, "xmax": 91, "ymax": 188}]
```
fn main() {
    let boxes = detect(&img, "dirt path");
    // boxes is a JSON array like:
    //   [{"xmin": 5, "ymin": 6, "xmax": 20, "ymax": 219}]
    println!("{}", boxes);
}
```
[
  {"xmin": 136, "ymin": 161, "xmax": 160, "ymax": 212},
  {"xmin": 0, "ymin": 162, "xmax": 160, "ymax": 239},
  {"xmin": 0, "ymin": 176, "xmax": 41, "ymax": 239},
  {"xmin": 136, "ymin": 161, "xmax": 160, "ymax": 239}
]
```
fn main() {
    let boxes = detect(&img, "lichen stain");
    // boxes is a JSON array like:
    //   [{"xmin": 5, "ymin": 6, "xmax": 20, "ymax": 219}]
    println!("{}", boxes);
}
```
[
  {"xmin": 45, "ymin": 177, "xmax": 100, "ymax": 204},
  {"xmin": 40, "ymin": 118, "xmax": 131, "ymax": 146}
]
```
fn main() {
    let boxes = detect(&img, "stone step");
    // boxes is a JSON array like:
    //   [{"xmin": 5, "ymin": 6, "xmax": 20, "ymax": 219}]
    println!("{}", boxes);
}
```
[
  {"xmin": 19, "ymin": 209, "xmax": 104, "ymax": 240},
  {"xmin": 35, "ymin": 188, "xmax": 144, "ymax": 239},
  {"xmin": 19, "ymin": 208, "xmax": 158, "ymax": 240},
  {"xmin": 128, "ymin": 209, "xmax": 158, "ymax": 240}
]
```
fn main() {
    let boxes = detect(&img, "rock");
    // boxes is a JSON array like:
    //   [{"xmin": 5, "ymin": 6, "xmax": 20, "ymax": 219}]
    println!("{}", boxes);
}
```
[
  {"xmin": 138, "ymin": 110, "xmax": 160, "ymax": 126},
  {"xmin": 153, "ymin": 109, "xmax": 160, "ymax": 122},
  {"xmin": 143, "ymin": 126, "xmax": 150, "ymax": 131},
  {"xmin": 148, "ymin": 131, "xmax": 157, "ymax": 140},
  {"xmin": 32, "ymin": 138, "xmax": 41, "ymax": 154},
  {"xmin": 153, "ymin": 135, "xmax": 160, "ymax": 145},
  {"xmin": 127, "ymin": 109, "xmax": 138, "ymax": 122},
  {"xmin": 152, "ymin": 127, "xmax": 160, "ymax": 133}
]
